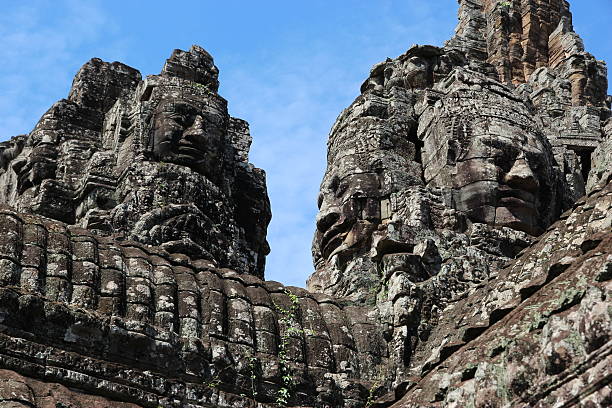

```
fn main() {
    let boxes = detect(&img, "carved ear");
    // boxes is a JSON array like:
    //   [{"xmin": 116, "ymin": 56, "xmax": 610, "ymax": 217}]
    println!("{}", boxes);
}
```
[
  {"xmin": 447, "ymin": 139, "xmax": 459, "ymax": 165},
  {"xmin": 449, "ymin": 117, "xmax": 472, "ymax": 163}
]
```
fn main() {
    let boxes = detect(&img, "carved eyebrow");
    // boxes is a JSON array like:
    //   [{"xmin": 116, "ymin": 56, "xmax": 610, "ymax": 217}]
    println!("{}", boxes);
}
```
[
  {"xmin": 173, "ymin": 102, "xmax": 199, "ymax": 111},
  {"xmin": 337, "ymin": 172, "xmax": 380, "ymax": 186},
  {"xmin": 162, "ymin": 111, "xmax": 183, "ymax": 118},
  {"xmin": 523, "ymin": 150, "xmax": 547, "ymax": 164},
  {"xmin": 157, "ymin": 100, "xmax": 201, "ymax": 115},
  {"xmin": 480, "ymin": 136, "xmax": 524, "ymax": 152}
]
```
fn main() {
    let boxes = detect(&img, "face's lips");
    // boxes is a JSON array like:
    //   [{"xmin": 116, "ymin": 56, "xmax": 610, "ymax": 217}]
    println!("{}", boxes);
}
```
[
  {"xmin": 323, "ymin": 235, "xmax": 349, "ymax": 261},
  {"xmin": 498, "ymin": 196, "xmax": 536, "ymax": 211},
  {"xmin": 495, "ymin": 186, "xmax": 543, "ymax": 236},
  {"xmin": 497, "ymin": 186, "xmax": 538, "ymax": 212},
  {"xmin": 172, "ymin": 144, "xmax": 212, "ymax": 169},
  {"xmin": 320, "ymin": 217, "xmax": 354, "ymax": 260},
  {"xmin": 177, "ymin": 144, "xmax": 204, "ymax": 155},
  {"xmin": 496, "ymin": 217, "xmax": 542, "ymax": 236}
]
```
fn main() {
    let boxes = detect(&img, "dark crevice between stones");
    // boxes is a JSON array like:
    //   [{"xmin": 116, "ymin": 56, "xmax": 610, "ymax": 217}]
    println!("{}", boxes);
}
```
[
  {"xmin": 519, "ymin": 285, "xmax": 541, "ymax": 302},
  {"xmin": 546, "ymin": 262, "xmax": 573, "ymax": 285},
  {"xmin": 577, "ymin": 149, "xmax": 593, "ymax": 185},
  {"xmin": 549, "ymin": 291, "xmax": 584, "ymax": 319},
  {"xmin": 421, "ymin": 341, "xmax": 465, "ymax": 374},
  {"xmin": 488, "ymin": 307, "xmax": 514, "ymax": 327},
  {"xmin": 407, "ymin": 122, "xmax": 426, "ymax": 184},
  {"xmin": 373, "ymin": 241, "xmax": 415, "ymax": 263},
  {"xmin": 462, "ymin": 325, "xmax": 488, "ymax": 343},
  {"xmin": 433, "ymin": 385, "xmax": 448, "ymax": 402},
  {"xmin": 596, "ymin": 260, "xmax": 612, "ymax": 282},
  {"xmin": 518, "ymin": 261, "xmax": 575, "ymax": 305},
  {"xmin": 580, "ymin": 237, "xmax": 603, "ymax": 254},
  {"xmin": 461, "ymin": 365, "xmax": 477, "ymax": 381},
  {"xmin": 489, "ymin": 343, "xmax": 506, "ymax": 358},
  {"xmin": 2, "ymin": 399, "xmax": 36, "ymax": 408},
  {"xmin": 439, "ymin": 343, "xmax": 463, "ymax": 362},
  {"xmin": 408, "ymin": 125, "xmax": 423, "ymax": 165}
]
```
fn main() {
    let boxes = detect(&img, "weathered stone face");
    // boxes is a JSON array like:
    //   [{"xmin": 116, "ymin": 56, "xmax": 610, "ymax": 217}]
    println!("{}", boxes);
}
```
[
  {"xmin": 311, "ymin": 0, "xmax": 611, "ymax": 304},
  {"xmin": 307, "ymin": 1, "xmax": 610, "ymax": 404},
  {"xmin": 420, "ymin": 71, "xmax": 562, "ymax": 236},
  {"xmin": 316, "ymin": 172, "xmax": 383, "ymax": 264},
  {"xmin": 150, "ymin": 98, "xmax": 225, "ymax": 181},
  {"xmin": 310, "ymin": 67, "xmax": 567, "ymax": 303},
  {"xmin": 455, "ymin": 133, "xmax": 549, "ymax": 235},
  {"xmin": 0, "ymin": 45, "xmax": 271, "ymax": 277},
  {"xmin": 14, "ymin": 138, "xmax": 58, "ymax": 194}
]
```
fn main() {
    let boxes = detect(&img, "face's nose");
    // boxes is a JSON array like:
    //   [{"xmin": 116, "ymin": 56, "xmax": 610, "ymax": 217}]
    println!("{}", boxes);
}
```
[
  {"xmin": 316, "ymin": 209, "xmax": 340, "ymax": 233},
  {"xmin": 183, "ymin": 115, "xmax": 206, "ymax": 138},
  {"xmin": 503, "ymin": 156, "xmax": 539, "ymax": 192}
]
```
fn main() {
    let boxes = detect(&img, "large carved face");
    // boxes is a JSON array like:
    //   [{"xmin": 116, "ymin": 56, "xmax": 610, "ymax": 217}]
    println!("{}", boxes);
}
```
[
  {"xmin": 314, "ymin": 70, "xmax": 562, "ymax": 274},
  {"xmin": 13, "ymin": 138, "xmax": 58, "ymax": 194},
  {"xmin": 421, "ymin": 75, "xmax": 559, "ymax": 236},
  {"xmin": 316, "ymin": 171, "xmax": 383, "ymax": 263},
  {"xmin": 401, "ymin": 54, "xmax": 430, "ymax": 89},
  {"xmin": 150, "ymin": 98, "xmax": 224, "ymax": 181},
  {"xmin": 452, "ymin": 130, "xmax": 554, "ymax": 236}
]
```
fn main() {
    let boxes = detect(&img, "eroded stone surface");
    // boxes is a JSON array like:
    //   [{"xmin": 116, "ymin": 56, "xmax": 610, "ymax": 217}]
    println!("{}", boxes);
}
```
[
  {"xmin": 0, "ymin": 206, "xmax": 393, "ymax": 407},
  {"xmin": 308, "ymin": 0, "xmax": 611, "ymax": 406},
  {"xmin": 0, "ymin": 183, "xmax": 608, "ymax": 407},
  {"xmin": 389, "ymin": 183, "xmax": 612, "ymax": 408},
  {"xmin": 0, "ymin": 369, "xmax": 140, "ymax": 408}
]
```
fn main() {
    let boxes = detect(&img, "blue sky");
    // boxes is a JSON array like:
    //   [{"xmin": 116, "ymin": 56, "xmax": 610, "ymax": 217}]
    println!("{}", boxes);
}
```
[{"xmin": 1, "ymin": 1, "xmax": 610, "ymax": 287}]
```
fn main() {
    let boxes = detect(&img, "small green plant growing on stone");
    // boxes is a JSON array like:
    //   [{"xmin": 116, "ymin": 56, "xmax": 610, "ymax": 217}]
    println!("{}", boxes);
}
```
[
  {"xmin": 248, "ymin": 356, "xmax": 259, "ymax": 398},
  {"xmin": 365, "ymin": 380, "xmax": 381, "ymax": 408},
  {"xmin": 499, "ymin": 0, "xmax": 512, "ymax": 7},
  {"xmin": 204, "ymin": 365, "xmax": 231, "ymax": 390},
  {"xmin": 204, "ymin": 374, "xmax": 222, "ymax": 390},
  {"xmin": 364, "ymin": 367, "xmax": 387, "ymax": 408},
  {"xmin": 273, "ymin": 289, "xmax": 304, "ymax": 406}
]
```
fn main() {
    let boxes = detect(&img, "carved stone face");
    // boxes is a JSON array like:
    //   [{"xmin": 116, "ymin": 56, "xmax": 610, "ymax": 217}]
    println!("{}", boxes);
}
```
[
  {"xmin": 452, "ymin": 131, "xmax": 553, "ymax": 236},
  {"xmin": 0, "ymin": 47, "xmax": 271, "ymax": 278},
  {"xmin": 0, "ymin": 139, "xmax": 24, "ymax": 172},
  {"xmin": 312, "ymin": 69, "xmax": 564, "ymax": 301},
  {"xmin": 13, "ymin": 140, "xmax": 57, "ymax": 194},
  {"xmin": 421, "ymin": 73, "xmax": 559, "ymax": 236},
  {"xmin": 402, "ymin": 55, "xmax": 430, "ymax": 89},
  {"xmin": 150, "ymin": 98, "xmax": 224, "ymax": 181},
  {"xmin": 316, "ymin": 172, "xmax": 382, "ymax": 263}
]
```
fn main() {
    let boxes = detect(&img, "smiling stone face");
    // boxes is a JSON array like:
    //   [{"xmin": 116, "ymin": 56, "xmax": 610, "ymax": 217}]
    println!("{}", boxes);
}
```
[
  {"xmin": 311, "ymin": 67, "xmax": 568, "ymax": 303},
  {"xmin": 454, "ymin": 133, "xmax": 551, "ymax": 235},
  {"xmin": 105, "ymin": 49, "xmax": 271, "ymax": 277},
  {"xmin": 0, "ymin": 46, "xmax": 271, "ymax": 278},
  {"xmin": 150, "ymin": 98, "xmax": 225, "ymax": 181},
  {"xmin": 316, "ymin": 172, "xmax": 383, "ymax": 265},
  {"xmin": 13, "ymin": 138, "xmax": 58, "ymax": 195},
  {"xmin": 420, "ymin": 69, "xmax": 561, "ymax": 236}
]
